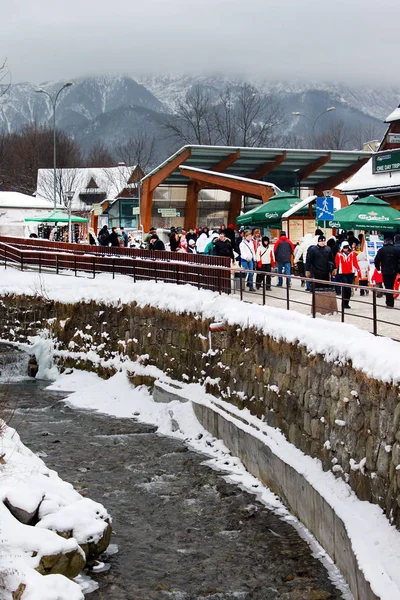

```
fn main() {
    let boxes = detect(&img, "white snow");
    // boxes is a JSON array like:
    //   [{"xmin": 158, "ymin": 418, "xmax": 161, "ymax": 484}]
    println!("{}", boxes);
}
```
[
  {"xmin": 2, "ymin": 267, "xmax": 400, "ymax": 385},
  {"xmin": 385, "ymin": 107, "xmax": 400, "ymax": 123},
  {"xmin": 0, "ymin": 412, "xmax": 110, "ymax": 599}
]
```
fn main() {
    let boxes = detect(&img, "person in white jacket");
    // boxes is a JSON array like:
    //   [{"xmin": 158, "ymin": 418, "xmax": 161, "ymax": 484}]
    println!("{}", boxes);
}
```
[
  {"xmin": 239, "ymin": 230, "xmax": 256, "ymax": 291},
  {"xmin": 255, "ymin": 236, "xmax": 275, "ymax": 290},
  {"xmin": 195, "ymin": 232, "xmax": 209, "ymax": 254}
]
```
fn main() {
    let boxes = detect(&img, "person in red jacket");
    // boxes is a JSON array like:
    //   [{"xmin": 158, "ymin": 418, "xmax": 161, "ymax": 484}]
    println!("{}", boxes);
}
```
[
  {"xmin": 335, "ymin": 241, "xmax": 361, "ymax": 309},
  {"xmin": 274, "ymin": 231, "xmax": 295, "ymax": 287}
]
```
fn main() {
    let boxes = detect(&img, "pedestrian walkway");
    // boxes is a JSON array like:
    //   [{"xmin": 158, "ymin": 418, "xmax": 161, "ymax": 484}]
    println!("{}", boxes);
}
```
[{"xmin": 234, "ymin": 275, "xmax": 400, "ymax": 340}]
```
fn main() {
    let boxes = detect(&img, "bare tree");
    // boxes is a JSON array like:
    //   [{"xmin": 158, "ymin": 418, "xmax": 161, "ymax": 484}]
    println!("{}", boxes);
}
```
[
  {"xmin": 85, "ymin": 141, "xmax": 114, "ymax": 168},
  {"xmin": 349, "ymin": 121, "xmax": 384, "ymax": 150},
  {"xmin": 163, "ymin": 85, "xmax": 215, "ymax": 145},
  {"xmin": 0, "ymin": 58, "xmax": 11, "ymax": 98},
  {"xmin": 313, "ymin": 119, "xmax": 355, "ymax": 150},
  {"xmin": 114, "ymin": 127, "xmax": 156, "ymax": 171}
]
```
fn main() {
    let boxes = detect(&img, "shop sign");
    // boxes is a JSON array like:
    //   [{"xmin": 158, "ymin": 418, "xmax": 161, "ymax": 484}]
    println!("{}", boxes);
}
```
[
  {"xmin": 373, "ymin": 149, "xmax": 400, "ymax": 173},
  {"xmin": 388, "ymin": 134, "xmax": 400, "ymax": 145}
]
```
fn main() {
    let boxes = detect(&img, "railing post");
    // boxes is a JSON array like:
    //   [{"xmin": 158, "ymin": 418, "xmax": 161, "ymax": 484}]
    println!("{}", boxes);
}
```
[
  {"xmin": 39, "ymin": 254, "xmax": 42, "ymax": 273},
  {"xmin": 239, "ymin": 268, "xmax": 243, "ymax": 301},
  {"xmin": 93, "ymin": 256, "xmax": 96, "ymax": 279},
  {"xmin": 56, "ymin": 254, "xmax": 59, "ymax": 275},
  {"xmin": 286, "ymin": 276, "xmax": 290, "ymax": 310},
  {"xmin": 74, "ymin": 255, "xmax": 77, "ymax": 277},
  {"xmin": 176, "ymin": 263, "xmax": 180, "ymax": 285},
  {"xmin": 4, "ymin": 246, "xmax": 6, "ymax": 269},
  {"xmin": 262, "ymin": 272, "xmax": 266, "ymax": 305},
  {"xmin": 20, "ymin": 254, "xmax": 23, "ymax": 271},
  {"xmin": 113, "ymin": 259, "xmax": 116, "ymax": 280},
  {"xmin": 218, "ymin": 268, "xmax": 221, "ymax": 294},
  {"xmin": 372, "ymin": 288, "xmax": 377, "ymax": 336},
  {"xmin": 341, "ymin": 285, "xmax": 345, "ymax": 322},
  {"xmin": 311, "ymin": 280, "xmax": 316, "ymax": 318}
]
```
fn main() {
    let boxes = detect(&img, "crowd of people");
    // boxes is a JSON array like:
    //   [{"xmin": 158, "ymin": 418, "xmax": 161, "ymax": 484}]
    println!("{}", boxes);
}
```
[{"xmin": 89, "ymin": 223, "xmax": 400, "ymax": 308}]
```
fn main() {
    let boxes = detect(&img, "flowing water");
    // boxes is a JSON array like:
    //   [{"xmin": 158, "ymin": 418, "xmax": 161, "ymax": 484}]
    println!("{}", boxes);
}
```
[{"xmin": 0, "ymin": 345, "xmax": 351, "ymax": 600}]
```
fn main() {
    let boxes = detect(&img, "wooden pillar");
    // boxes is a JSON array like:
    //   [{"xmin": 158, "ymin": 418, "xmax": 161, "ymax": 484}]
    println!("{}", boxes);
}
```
[
  {"xmin": 228, "ymin": 191, "xmax": 242, "ymax": 226},
  {"xmin": 184, "ymin": 183, "xmax": 199, "ymax": 230},
  {"xmin": 141, "ymin": 178, "xmax": 153, "ymax": 233}
]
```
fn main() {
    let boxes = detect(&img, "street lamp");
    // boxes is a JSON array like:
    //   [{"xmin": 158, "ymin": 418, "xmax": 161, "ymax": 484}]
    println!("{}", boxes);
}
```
[
  {"xmin": 292, "ymin": 107, "xmax": 336, "ymax": 136},
  {"xmin": 35, "ymin": 82, "xmax": 73, "ymax": 209}
]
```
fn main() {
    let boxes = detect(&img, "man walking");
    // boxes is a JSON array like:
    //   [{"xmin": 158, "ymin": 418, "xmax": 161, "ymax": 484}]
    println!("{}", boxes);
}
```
[
  {"xmin": 213, "ymin": 231, "xmax": 234, "ymax": 260},
  {"xmin": 305, "ymin": 235, "xmax": 334, "ymax": 287},
  {"xmin": 274, "ymin": 231, "xmax": 294, "ymax": 287},
  {"xmin": 374, "ymin": 238, "xmax": 400, "ymax": 308}
]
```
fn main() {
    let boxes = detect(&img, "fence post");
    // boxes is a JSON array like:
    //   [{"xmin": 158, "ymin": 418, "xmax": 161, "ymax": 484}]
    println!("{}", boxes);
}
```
[
  {"xmin": 286, "ymin": 276, "xmax": 290, "ymax": 310},
  {"xmin": 132, "ymin": 260, "xmax": 136, "ymax": 282},
  {"xmin": 20, "ymin": 254, "xmax": 23, "ymax": 272},
  {"xmin": 240, "ymin": 268, "xmax": 243, "ymax": 300},
  {"xmin": 217, "ymin": 268, "xmax": 221, "ymax": 294},
  {"xmin": 262, "ymin": 272, "xmax": 266, "ymax": 305},
  {"xmin": 93, "ymin": 256, "xmax": 96, "ymax": 279},
  {"xmin": 4, "ymin": 246, "xmax": 6, "ymax": 269},
  {"xmin": 372, "ymin": 289, "xmax": 377, "ymax": 336},
  {"xmin": 176, "ymin": 263, "xmax": 180, "ymax": 285},
  {"xmin": 39, "ymin": 254, "xmax": 42, "ymax": 273},
  {"xmin": 74, "ymin": 255, "xmax": 77, "ymax": 277},
  {"xmin": 341, "ymin": 286, "xmax": 345, "ymax": 322},
  {"xmin": 113, "ymin": 259, "xmax": 116, "ymax": 280},
  {"xmin": 56, "ymin": 254, "xmax": 59, "ymax": 275},
  {"xmin": 311, "ymin": 281, "xmax": 316, "ymax": 318}
]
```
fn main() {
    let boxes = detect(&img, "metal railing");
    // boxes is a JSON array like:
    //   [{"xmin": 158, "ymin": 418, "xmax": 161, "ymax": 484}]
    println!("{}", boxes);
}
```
[{"xmin": 1, "ymin": 239, "xmax": 399, "ymax": 340}]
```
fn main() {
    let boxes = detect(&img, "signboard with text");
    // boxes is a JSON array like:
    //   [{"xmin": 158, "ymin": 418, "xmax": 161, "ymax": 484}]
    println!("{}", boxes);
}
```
[
  {"xmin": 388, "ymin": 133, "xmax": 400, "ymax": 145},
  {"xmin": 373, "ymin": 149, "xmax": 400, "ymax": 173}
]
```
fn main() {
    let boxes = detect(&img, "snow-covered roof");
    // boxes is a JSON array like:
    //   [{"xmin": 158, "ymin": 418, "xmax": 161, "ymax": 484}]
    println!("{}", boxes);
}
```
[
  {"xmin": 36, "ymin": 165, "xmax": 137, "ymax": 211},
  {"xmin": 385, "ymin": 106, "xmax": 400, "ymax": 123},
  {"xmin": 0, "ymin": 191, "xmax": 60, "ymax": 209},
  {"xmin": 338, "ymin": 158, "xmax": 400, "ymax": 194}
]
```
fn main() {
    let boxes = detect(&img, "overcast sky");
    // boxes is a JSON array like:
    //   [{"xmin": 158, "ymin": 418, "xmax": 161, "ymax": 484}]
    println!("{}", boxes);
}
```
[{"xmin": 1, "ymin": 0, "xmax": 398, "ymax": 85}]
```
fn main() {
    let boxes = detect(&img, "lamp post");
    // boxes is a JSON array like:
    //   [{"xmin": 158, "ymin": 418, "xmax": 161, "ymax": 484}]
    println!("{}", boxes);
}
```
[
  {"xmin": 35, "ymin": 82, "xmax": 73, "ymax": 209},
  {"xmin": 292, "ymin": 107, "xmax": 336, "ymax": 137}
]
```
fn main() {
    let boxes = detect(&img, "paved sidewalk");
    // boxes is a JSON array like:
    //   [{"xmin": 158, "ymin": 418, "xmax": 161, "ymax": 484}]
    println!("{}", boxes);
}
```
[{"xmin": 232, "ymin": 275, "xmax": 400, "ymax": 341}]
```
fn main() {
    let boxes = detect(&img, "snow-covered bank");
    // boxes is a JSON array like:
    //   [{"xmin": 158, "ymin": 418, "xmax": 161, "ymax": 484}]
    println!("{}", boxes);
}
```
[
  {"xmin": 1, "ymin": 267, "xmax": 400, "ymax": 384},
  {"xmin": 0, "ymin": 412, "xmax": 111, "ymax": 599},
  {"xmin": 50, "ymin": 365, "xmax": 400, "ymax": 600}
]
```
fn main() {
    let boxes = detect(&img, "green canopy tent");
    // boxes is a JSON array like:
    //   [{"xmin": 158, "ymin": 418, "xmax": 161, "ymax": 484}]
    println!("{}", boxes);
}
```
[
  {"xmin": 236, "ymin": 192, "xmax": 312, "ymax": 228},
  {"xmin": 24, "ymin": 210, "xmax": 88, "ymax": 223},
  {"xmin": 317, "ymin": 196, "xmax": 400, "ymax": 232}
]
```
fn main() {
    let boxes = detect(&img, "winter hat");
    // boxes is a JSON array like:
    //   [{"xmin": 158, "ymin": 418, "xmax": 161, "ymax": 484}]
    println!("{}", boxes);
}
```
[
  {"xmin": 188, "ymin": 239, "xmax": 195, "ymax": 246},
  {"xmin": 280, "ymin": 231, "xmax": 286, "ymax": 237},
  {"xmin": 340, "ymin": 241, "xmax": 350, "ymax": 250},
  {"xmin": 318, "ymin": 235, "xmax": 326, "ymax": 242}
]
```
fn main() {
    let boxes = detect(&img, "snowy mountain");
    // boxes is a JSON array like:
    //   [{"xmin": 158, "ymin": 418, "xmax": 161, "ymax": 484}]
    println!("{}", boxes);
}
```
[{"xmin": 0, "ymin": 73, "xmax": 397, "ymax": 162}]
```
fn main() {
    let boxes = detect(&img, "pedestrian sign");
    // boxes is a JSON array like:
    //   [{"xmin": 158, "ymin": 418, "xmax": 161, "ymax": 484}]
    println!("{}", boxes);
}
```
[{"xmin": 316, "ymin": 196, "xmax": 334, "ymax": 220}]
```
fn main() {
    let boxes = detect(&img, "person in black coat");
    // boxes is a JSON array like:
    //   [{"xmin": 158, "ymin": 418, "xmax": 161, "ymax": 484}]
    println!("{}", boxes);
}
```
[
  {"xmin": 305, "ymin": 235, "xmax": 334, "ymax": 288},
  {"xmin": 98, "ymin": 225, "xmax": 109, "ymax": 246},
  {"xmin": 213, "ymin": 231, "xmax": 234, "ymax": 259},
  {"xmin": 374, "ymin": 238, "xmax": 400, "ymax": 308},
  {"xmin": 149, "ymin": 234, "xmax": 165, "ymax": 251},
  {"xmin": 108, "ymin": 227, "xmax": 120, "ymax": 247}
]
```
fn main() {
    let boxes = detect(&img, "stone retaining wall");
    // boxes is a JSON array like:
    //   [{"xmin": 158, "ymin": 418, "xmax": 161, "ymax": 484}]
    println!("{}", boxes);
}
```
[{"xmin": 1, "ymin": 294, "xmax": 400, "ymax": 530}]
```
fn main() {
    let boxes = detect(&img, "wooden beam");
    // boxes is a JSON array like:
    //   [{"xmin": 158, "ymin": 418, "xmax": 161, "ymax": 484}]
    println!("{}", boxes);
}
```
[
  {"xmin": 179, "ymin": 167, "xmax": 269, "ymax": 202},
  {"xmin": 184, "ymin": 182, "xmax": 200, "ymax": 230},
  {"xmin": 146, "ymin": 147, "xmax": 191, "ymax": 192},
  {"xmin": 314, "ymin": 158, "xmax": 370, "ymax": 196},
  {"xmin": 141, "ymin": 178, "xmax": 154, "ymax": 233},
  {"xmin": 228, "ymin": 191, "xmax": 242, "ymax": 226},
  {"xmin": 246, "ymin": 151, "xmax": 287, "ymax": 179},
  {"xmin": 298, "ymin": 153, "xmax": 331, "ymax": 181},
  {"xmin": 211, "ymin": 150, "xmax": 241, "ymax": 173}
]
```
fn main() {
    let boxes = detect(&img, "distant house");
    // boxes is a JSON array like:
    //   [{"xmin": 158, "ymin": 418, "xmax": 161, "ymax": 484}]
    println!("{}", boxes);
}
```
[
  {"xmin": 36, "ymin": 164, "xmax": 143, "ymax": 213},
  {"xmin": 0, "ymin": 191, "xmax": 62, "ymax": 237}
]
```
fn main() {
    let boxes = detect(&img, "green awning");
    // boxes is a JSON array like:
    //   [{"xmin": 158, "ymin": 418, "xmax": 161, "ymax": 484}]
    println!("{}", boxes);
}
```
[
  {"xmin": 236, "ymin": 192, "xmax": 307, "ymax": 227},
  {"xmin": 317, "ymin": 196, "xmax": 400, "ymax": 231},
  {"xmin": 24, "ymin": 210, "xmax": 88, "ymax": 223}
]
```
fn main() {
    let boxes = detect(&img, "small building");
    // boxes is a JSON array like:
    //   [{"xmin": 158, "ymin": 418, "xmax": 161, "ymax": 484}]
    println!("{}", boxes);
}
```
[
  {"xmin": 338, "ymin": 104, "xmax": 400, "ymax": 208},
  {"xmin": 36, "ymin": 164, "xmax": 143, "ymax": 213},
  {"xmin": 0, "ymin": 191, "xmax": 62, "ymax": 237}
]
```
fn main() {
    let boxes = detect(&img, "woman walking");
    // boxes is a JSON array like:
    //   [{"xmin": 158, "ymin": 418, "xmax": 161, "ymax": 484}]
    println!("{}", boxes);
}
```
[{"xmin": 255, "ymin": 236, "xmax": 275, "ymax": 290}]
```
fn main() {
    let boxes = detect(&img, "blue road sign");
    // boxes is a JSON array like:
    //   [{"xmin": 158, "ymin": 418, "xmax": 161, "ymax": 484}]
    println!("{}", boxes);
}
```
[{"xmin": 316, "ymin": 196, "xmax": 334, "ymax": 220}]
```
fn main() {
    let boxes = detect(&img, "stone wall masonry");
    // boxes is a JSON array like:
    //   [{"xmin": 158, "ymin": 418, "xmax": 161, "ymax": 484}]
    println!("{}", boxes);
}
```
[{"xmin": 1, "ymin": 294, "xmax": 400, "ymax": 531}]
